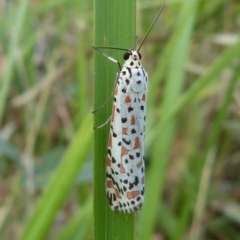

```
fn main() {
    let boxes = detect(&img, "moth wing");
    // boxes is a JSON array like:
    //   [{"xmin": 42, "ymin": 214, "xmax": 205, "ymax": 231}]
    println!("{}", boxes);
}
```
[{"xmin": 106, "ymin": 67, "xmax": 148, "ymax": 213}]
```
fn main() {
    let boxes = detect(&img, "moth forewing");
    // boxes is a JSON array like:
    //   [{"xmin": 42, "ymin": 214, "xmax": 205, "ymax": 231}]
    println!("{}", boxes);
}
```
[
  {"xmin": 106, "ymin": 51, "xmax": 148, "ymax": 213},
  {"xmin": 93, "ymin": 0, "xmax": 165, "ymax": 213}
]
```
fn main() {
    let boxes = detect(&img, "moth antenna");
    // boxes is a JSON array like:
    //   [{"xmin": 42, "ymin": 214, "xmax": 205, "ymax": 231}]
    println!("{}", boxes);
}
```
[
  {"xmin": 93, "ymin": 46, "xmax": 129, "ymax": 52},
  {"xmin": 137, "ymin": 0, "xmax": 165, "ymax": 51},
  {"xmin": 133, "ymin": 36, "xmax": 138, "ymax": 49}
]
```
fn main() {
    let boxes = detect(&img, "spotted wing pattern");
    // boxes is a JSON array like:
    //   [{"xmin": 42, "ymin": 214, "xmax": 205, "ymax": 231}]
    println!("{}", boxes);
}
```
[{"xmin": 106, "ymin": 50, "xmax": 148, "ymax": 213}]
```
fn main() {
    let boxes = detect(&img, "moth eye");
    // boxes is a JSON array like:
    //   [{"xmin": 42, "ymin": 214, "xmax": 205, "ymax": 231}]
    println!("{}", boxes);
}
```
[
  {"xmin": 123, "ymin": 52, "xmax": 130, "ymax": 60},
  {"xmin": 138, "ymin": 52, "xmax": 142, "ymax": 59}
]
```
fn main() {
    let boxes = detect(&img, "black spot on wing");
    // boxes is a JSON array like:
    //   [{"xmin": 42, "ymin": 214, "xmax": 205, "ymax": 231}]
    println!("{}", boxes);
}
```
[
  {"xmin": 123, "ymin": 138, "xmax": 131, "ymax": 145},
  {"xmin": 126, "ymin": 67, "xmax": 132, "ymax": 77},
  {"xmin": 128, "ymin": 107, "xmax": 133, "ymax": 112},
  {"xmin": 122, "ymin": 118, "xmax": 127, "ymax": 123},
  {"xmin": 131, "ymin": 129, "xmax": 136, "ymax": 134}
]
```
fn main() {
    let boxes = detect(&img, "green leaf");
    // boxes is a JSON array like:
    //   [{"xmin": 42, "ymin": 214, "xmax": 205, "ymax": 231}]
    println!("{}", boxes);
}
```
[{"xmin": 19, "ymin": 113, "xmax": 93, "ymax": 240}]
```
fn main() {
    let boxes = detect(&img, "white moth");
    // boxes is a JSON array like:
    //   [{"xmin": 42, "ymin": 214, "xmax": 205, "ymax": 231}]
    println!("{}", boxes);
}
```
[{"xmin": 93, "ymin": 0, "xmax": 165, "ymax": 213}]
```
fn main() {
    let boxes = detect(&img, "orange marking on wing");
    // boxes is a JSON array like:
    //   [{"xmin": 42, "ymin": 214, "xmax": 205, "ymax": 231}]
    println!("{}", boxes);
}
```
[
  {"xmin": 120, "ymin": 164, "xmax": 126, "ymax": 173},
  {"xmin": 121, "ymin": 146, "xmax": 128, "ymax": 156},
  {"xmin": 142, "ymin": 94, "xmax": 146, "ymax": 101},
  {"xmin": 107, "ymin": 180, "xmax": 121, "ymax": 198},
  {"xmin": 137, "ymin": 160, "xmax": 143, "ymax": 168},
  {"xmin": 125, "ymin": 95, "xmax": 131, "ymax": 103},
  {"xmin": 134, "ymin": 137, "xmax": 141, "ymax": 149},
  {"xmin": 115, "ymin": 189, "xmax": 121, "ymax": 198},
  {"xmin": 111, "ymin": 105, "xmax": 115, "ymax": 122},
  {"xmin": 126, "ymin": 191, "xmax": 140, "ymax": 199},
  {"xmin": 131, "ymin": 115, "xmax": 136, "ymax": 125},
  {"xmin": 141, "ymin": 177, "xmax": 145, "ymax": 184},
  {"xmin": 107, "ymin": 180, "xmax": 114, "ymax": 188},
  {"xmin": 108, "ymin": 135, "xmax": 112, "ymax": 148},
  {"xmin": 122, "ymin": 127, "xmax": 128, "ymax": 135},
  {"xmin": 106, "ymin": 158, "xmax": 111, "ymax": 166},
  {"xmin": 114, "ymin": 86, "xmax": 118, "ymax": 95}
]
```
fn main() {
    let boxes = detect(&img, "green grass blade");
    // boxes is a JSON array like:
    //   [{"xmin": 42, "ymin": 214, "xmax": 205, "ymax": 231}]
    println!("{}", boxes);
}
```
[
  {"xmin": 19, "ymin": 113, "xmax": 93, "ymax": 240},
  {"xmin": 189, "ymin": 62, "xmax": 240, "ymax": 240},
  {"xmin": 157, "ymin": 39, "xmax": 240, "ymax": 133},
  {"xmin": 0, "ymin": 0, "xmax": 30, "ymax": 123},
  {"xmin": 53, "ymin": 197, "xmax": 93, "ymax": 240},
  {"xmin": 93, "ymin": 0, "xmax": 136, "ymax": 239},
  {"xmin": 202, "ymin": 66, "xmax": 240, "ymax": 155}
]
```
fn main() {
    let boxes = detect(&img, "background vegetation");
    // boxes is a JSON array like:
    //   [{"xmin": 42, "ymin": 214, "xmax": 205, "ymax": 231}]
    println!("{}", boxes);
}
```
[{"xmin": 0, "ymin": 0, "xmax": 240, "ymax": 239}]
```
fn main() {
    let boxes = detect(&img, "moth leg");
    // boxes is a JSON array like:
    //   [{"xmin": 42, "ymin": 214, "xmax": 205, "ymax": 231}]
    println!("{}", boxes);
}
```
[
  {"xmin": 92, "ymin": 46, "xmax": 122, "ymax": 71},
  {"xmin": 93, "ymin": 115, "xmax": 111, "ymax": 130},
  {"xmin": 92, "ymin": 46, "xmax": 122, "ymax": 113}
]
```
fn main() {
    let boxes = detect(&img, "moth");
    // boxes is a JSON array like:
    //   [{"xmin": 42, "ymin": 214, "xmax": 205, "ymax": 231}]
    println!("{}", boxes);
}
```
[{"xmin": 93, "ymin": 0, "xmax": 165, "ymax": 213}]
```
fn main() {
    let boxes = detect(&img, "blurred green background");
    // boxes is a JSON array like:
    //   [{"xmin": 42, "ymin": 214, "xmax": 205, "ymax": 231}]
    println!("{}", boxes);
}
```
[{"xmin": 0, "ymin": 0, "xmax": 240, "ymax": 239}]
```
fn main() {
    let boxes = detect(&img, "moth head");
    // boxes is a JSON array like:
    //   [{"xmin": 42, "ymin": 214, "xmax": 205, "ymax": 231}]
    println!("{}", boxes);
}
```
[{"xmin": 123, "ymin": 50, "xmax": 141, "ymax": 61}]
